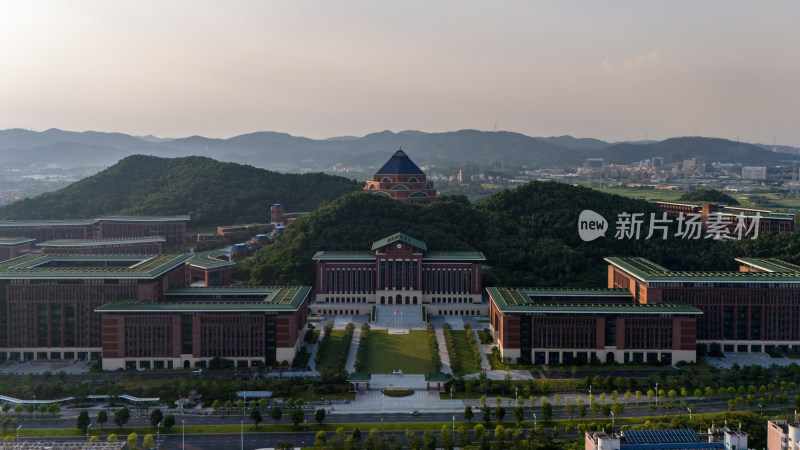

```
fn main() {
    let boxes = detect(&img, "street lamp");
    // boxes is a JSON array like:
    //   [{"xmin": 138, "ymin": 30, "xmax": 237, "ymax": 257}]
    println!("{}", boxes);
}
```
[
  {"xmin": 32, "ymin": 395, "xmax": 35, "ymax": 419},
  {"xmin": 452, "ymin": 415, "xmax": 455, "ymax": 444},
  {"xmin": 655, "ymin": 382, "xmax": 659, "ymax": 408},
  {"xmin": 533, "ymin": 413, "xmax": 537, "ymax": 431},
  {"xmin": 240, "ymin": 420, "xmax": 244, "ymax": 450},
  {"xmin": 16, "ymin": 425, "xmax": 21, "ymax": 441},
  {"xmin": 687, "ymin": 407, "xmax": 692, "ymax": 421},
  {"xmin": 182, "ymin": 420, "xmax": 185, "ymax": 450},
  {"xmin": 87, "ymin": 424, "xmax": 91, "ymax": 441},
  {"xmin": 610, "ymin": 411, "xmax": 615, "ymax": 430},
  {"xmin": 450, "ymin": 387, "xmax": 454, "ymax": 412},
  {"xmin": 156, "ymin": 421, "xmax": 162, "ymax": 450}
]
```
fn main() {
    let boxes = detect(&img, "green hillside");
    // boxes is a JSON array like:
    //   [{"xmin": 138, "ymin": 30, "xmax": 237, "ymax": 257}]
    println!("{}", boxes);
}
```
[
  {"xmin": 241, "ymin": 182, "xmax": 741, "ymax": 287},
  {"xmin": 0, "ymin": 155, "xmax": 362, "ymax": 228}
]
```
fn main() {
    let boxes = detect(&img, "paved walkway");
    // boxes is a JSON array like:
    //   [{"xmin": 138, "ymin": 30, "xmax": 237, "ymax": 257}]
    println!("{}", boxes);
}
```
[
  {"xmin": 331, "ymin": 389, "xmax": 461, "ymax": 414},
  {"xmin": 344, "ymin": 324, "xmax": 362, "ymax": 373},
  {"xmin": 435, "ymin": 328, "xmax": 452, "ymax": 374}
]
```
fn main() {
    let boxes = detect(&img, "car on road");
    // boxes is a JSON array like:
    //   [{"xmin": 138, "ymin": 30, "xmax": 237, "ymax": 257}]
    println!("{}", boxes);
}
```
[{"xmin": 410, "ymin": 410, "xmax": 420, "ymax": 416}]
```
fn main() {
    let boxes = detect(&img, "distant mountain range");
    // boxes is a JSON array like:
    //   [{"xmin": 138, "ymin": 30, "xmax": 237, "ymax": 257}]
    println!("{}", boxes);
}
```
[{"xmin": 0, "ymin": 128, "xmax": 797, "ymax": 172}]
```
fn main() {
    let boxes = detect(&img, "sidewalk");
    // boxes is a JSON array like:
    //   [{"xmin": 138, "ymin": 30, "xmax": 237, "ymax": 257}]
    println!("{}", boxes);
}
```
[
  {"xmin": 435, "ymin": 328, "xmax": 452, "ymax": 375},
  {"xmin": 344, "ymin": 324, "xmax": 362, "ymax": 373}
]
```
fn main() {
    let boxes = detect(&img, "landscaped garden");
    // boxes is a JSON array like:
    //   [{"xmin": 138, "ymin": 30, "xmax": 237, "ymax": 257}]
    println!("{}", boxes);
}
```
[{"xmin": 359, "ymin": 330, "xmax": 438, "ymax": 374}]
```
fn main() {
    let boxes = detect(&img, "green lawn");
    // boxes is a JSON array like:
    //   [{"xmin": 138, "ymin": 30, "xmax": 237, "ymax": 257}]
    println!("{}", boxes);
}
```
[
  {"xmin": 316, "ymin": 329, "xmax": 352, "ymax": 375},
  {"xmin": 450, "ymin": 330, "xmax": 482, "ymax": 376},
  {"xmin": 361, "ymin": 330, "xmax": 436, "ymax": 374}
]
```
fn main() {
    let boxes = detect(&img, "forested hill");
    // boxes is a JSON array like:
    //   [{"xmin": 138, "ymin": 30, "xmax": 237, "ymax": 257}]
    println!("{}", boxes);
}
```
[
  {"xmin": 241, "ymin": 182, "xmax": 740, "ymax": 288},
  {"xmin": 0, "ymin": 155, "xmax": 362, "ymax": 228},
  {"xmin": 585, "ymin": 136, "xmax": 800, "ymax": 165}
]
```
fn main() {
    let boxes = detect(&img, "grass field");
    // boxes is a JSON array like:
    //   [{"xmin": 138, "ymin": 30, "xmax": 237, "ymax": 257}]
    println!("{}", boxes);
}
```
[
  {"xmin": 361, "ymin": 330, "xmax": 436, "ymax": 374},
  {"xmin": 449, "ymin": 330, "xmax": 482, "ymax": 376},
  {"xmin": 316, "ymin": 329, "xmax": 352, "ymax": 375}
]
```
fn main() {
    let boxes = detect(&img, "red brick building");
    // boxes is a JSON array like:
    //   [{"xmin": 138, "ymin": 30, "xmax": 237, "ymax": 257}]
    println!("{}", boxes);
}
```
[
  {"xmin": 363, "ymin": 148, "xmax": 440, "ymax": 205},
  {"xmin": 0, "ymin": 238, "xmax": 34, "ymax": 262},
  {"xmin": 650, "ymin": 200, "xmax": 795, "ymax": 234},
  {"xmin": 607, "ymin": 256, "xmax": 800, "ymax": 354},
  {"xmin": 486, "ymin": 287, "xmax": 699, "ymax": 365},
  {"xmin": 0, "ymin": 216, "xmax": 190, "ymax": 248},
  {"xmin": 312, "ymin": 233, "xmax": 485, "ymax": 316},
  {"xmin": 97, "ymin": 286, "xmax": 310, "ymax": 370}
]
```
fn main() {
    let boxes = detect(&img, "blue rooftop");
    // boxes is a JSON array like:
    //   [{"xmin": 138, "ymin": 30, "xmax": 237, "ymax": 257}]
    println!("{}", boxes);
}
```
[{"xmin": 375, "ymin": 148, "xmax": 424, "ymax": 175}]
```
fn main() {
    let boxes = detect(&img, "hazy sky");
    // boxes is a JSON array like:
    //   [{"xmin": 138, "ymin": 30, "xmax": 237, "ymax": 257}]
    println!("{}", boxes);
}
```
[{"xmin": 1, "ymin": 1, "xmax": 798, "ymax": 145}]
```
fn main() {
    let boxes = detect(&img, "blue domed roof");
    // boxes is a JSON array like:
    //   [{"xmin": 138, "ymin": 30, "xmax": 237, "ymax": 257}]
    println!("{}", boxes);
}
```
[{"xmin": 375, "ymin": 148, "xmax": 424, "ymax": 175}]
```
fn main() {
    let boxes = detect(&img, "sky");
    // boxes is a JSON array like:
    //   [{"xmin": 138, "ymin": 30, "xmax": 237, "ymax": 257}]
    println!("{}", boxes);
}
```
[{"xmin": 1, "ymin": 1, "xmax": 798, "ymax": 145}]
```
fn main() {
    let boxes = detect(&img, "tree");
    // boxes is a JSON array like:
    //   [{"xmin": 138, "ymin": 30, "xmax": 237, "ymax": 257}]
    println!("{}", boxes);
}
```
[
  {"xmin": 76, "ymin": 410, "xmax": 91, "ymax": 432},
  {"xmin": 352, "ymin": 428, "xmax": 361, "ymax": 447},
  {"xmin": 107, "ymin": 434, "xmax": 118, "ymax": 441},
  {"xmin": 423, "ymin": 429, "xmax": 436, "ymax": 450},
  {"xmin": 579, "ymin": 404, "xmax": 588, "ymax": 419},
  {"xmin": 97, "ymin": 410, "xmax": 108, "ymax": 429},
  {"xmin": 541, "ymin": 401, "xmax": 553, "ymax": 423},
  {"xmin": 143, "ymin": 434, "xmax": 155, "ymax": 450},
  {"xmin": 114, "ymin": 408, "xmax": 130, "ymax": 429},
  {"xmin": 513, "ymin": 406, "xmax": 524, "ymax": 425},
  {"xmin": 566, "ymin": 403, "xmax": 576, "ymax": 420},
  {"xmin": 250, "ymin": 409, "xmax": 263, "ymax": 429},
  {"xmin": 314, "ymin": 430, "xmax": 327, "ymax": 448},
  {"xmin": 149, "ymin": 409, "xmax": 163, "ymax": 427},
  {"xmin": 405, "ymin": 430, "xmax": 422, "ymax": 450},
  {"xmin": 494, "ymin": 405, "xmax": 506, "ymax": 423},
  {"xmin": 271, "ymin": 407, "xmax": 283, "ymax": 425},
  {"xmin": 13, "ymin": 404, "xmax": 21, "ymax": 416},
  {"xmin": 481, "ymin": 404, "xmax": 491, "ymax": 425},
  {"xmin": 315, "ymin": 408, "xmax": 326, "ymax": 425},
  {"xmin": 601, "ymin": 404, "xmax": 612, "ymax": 421},
  {"xmin": 464, "ymin": 405, "xmax": 473, "ymax": 423},
  {"xmin": 163, "ymin": 414, "xmax": 175, "ymax": 431},
  {"xmin": 494, "ymin": 425, "xmax": 506, "ymax": 449},
  {"xmin": 473, "ymin": 423, "xmax": 486, "ymax": 443},
  {"xmin": 48, "ymin": 403, "xmax": 60, "ymax": 417},
  {"xmin": 439, "ymin": 425, "xmax": 453, "ymax": 450},
  {"xmin": 457, "ymin": 425, "xmax": 471, "ymax": 449},
  {"xmin": 2, "ymin": 404, "xmax": 9, "ymax": 415},
  {"xmin": 612, "ymin": 402, "xmax": 624, "ymax": 418},
  {"xmin": 36, "ymin": 404, "xmax": 47, "ymax": 417},
  {"xmin": 127, "ymin": 432, "xmax": 139, "ymax": 450},
  {"xmin": 290, "ymin": 408, "xmax": 304, "ymax": 428}
]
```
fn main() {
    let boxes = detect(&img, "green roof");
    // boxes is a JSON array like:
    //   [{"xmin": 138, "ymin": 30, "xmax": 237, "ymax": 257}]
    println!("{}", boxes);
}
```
[
  {"xmin": 735, "ymin": 258, "xmax": 800, "ymax": 273},
  {"xmin": 0, "ymin": 219, "xmax": 97, "ymax": 227},
  {"xmin": 0, "ymin": 237, "xmax": 35, "ymax": 246},
  {"xmin": 525, "ymin": 288, "xmax": 633, "ymax": 297},
  {"xmin": 424, "ymin": 251, "xmax": 486, "ymax": 261},
  {"xmin": 346, "ymin": 372, "xmax": 371, "ymax": 382},
  {"xmin": 312, "ymin": 251, "xmax": 374, "ymax": 261},
  {"xmin": 96, "ymin": 215, "xmax": 190, "ymax": 222},
  {"xmin": 189, "ymin": 250, "xmax": 235, "ymax": 269},
  {"xmin": 606, "ymin": 256, "xmax": 800, "ymax": 283},
  {"xmin": 37, "ymin": 236, "xmax": 165, "ymax": 247},
  {"xmin": 425, "ymin": 372, "xmax": 453, "ymax": 382},
  {"xmin": 0, "ymin": 254, "xmax": 192, "ymax": 279},
  {"xmin": 486, "ymin": 287, "xmax": 702, "ymax": 314},
  {"xmin": 96, "ymin": 286, "xmax": 311, "ymax": 312},
  {"xmin": 371, "ymin": 233, "xmax": 427, "ymax": 251},
  {"xmin": 166, "ymin": 286, "xmax": 274, "ymax": 296}
]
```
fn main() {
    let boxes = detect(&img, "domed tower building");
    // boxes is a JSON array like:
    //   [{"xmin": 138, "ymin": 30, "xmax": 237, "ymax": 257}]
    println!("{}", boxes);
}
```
[{"xmin": 364, "ymin": 148, "xmax": 440, "ymax": 205}]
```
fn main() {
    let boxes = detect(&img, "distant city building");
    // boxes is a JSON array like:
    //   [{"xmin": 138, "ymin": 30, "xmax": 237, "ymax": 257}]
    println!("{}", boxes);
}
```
[
  {"xmin": 364, "ymin": 148, "xmax": 440, "ymax": 204},
  {"xmin": 586, "ymin": 158, "xmax": 604, "ymax": 168},
  {"xmin": 311, "ymin": 232, "xmax": 485, "ymax": 316},
  {"xmin": 586, "ymin": 427, "xmax": 747, "ymax": 450},
  {"xmin": 742, "ymin": 166, "xmax": 767, "ymax": 180},
  {"xmin": 651, "ymin": 156, "xmax": 664, "ymax": 168},
  {"xmin": 768, "ymin": 420, "xmax": 800, "ymax": 450}
]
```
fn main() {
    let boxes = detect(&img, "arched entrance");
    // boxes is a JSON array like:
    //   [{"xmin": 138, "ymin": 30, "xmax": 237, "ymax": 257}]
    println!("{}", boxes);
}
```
[
  {"xmin": 380, "ymin": 296, "xmax": 385, "ymax": 305},
  {"xmin": 606, "ymin": 353, "xmax": 615, "ymax": 364},
  {"xmin": 183, "ymin": 360, "xmax": 190, "ymax": 369},
  {"xmin": 395, "ymin": 294, "xmax": 402, "ymax": 304}
]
